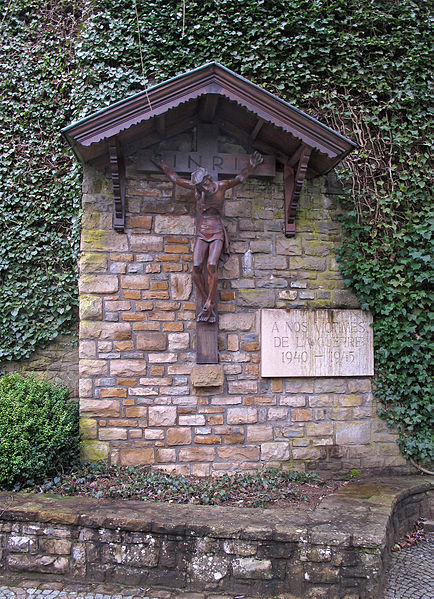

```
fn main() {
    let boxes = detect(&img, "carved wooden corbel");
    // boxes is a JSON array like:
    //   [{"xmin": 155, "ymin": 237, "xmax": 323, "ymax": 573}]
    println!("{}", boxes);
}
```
[
  {"xmin": 284, "ymin": 144, "xmax": 312, "ymax": 237},
  {"xmin": 109, "ymin": 138, "xmax": 126, "ymax": 233}
]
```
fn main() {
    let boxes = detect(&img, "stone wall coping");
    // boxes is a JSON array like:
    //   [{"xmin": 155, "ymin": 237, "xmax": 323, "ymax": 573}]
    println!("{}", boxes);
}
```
[{"xmin": 0, "ymin": 476, "xmax": 431, "ymax": 547}]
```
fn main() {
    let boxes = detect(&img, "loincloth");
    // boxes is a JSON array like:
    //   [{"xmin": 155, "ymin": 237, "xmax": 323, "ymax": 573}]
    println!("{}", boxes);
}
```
[{"xmin": 197, "ymin": 215, "xmax": 230, "ymax": 264}]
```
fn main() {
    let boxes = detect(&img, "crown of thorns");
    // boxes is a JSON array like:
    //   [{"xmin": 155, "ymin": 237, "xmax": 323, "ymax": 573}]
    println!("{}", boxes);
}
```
[{"xmin": 190, "ymin": 167, "xmax": 210, "ymax": 186}]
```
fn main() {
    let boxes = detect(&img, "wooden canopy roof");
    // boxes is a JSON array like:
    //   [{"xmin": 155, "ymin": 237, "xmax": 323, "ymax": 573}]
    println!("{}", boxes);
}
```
[
  {"xmin": 62, "ymin": 62, "xmax": 355, "ymax": 176},
  {"xmin": 62, "ymin": 63, "xmax": 355, "ymax": 236}
]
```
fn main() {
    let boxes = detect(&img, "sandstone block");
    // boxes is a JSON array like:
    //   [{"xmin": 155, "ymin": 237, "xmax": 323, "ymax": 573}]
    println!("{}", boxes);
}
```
[
  {"xmin": 168, "ymin": 332, "xmax": 190, "ymax": 350},
  {"xmin": 232, "ymin": 557, "xmax": 273, "ymax": 579},
  {"xmin": 154, "ymin": 215, "xmax": 195, "ymax": 235},
  {"xmin": 80, "ymin": 296, "xmax": 103, "ymax": 320},
  {"xmin": 191, "ymin": 364, "xmax": 224, "ymax": 387},
  {"xmin": 267, "ymin": 407, "xmax": 288, "ymax": 420},
  {"xmin": 285, "ymin": 379, "xmax": 314, "ymax": 394},
  {"xmin": 79, "ymin": 340, "xmax": 96, "ymax": 359},
  {"xmin": 79, "ymin": 252, "xmax": 108, "ymax": 273},
  {"xmin": 315, "ymin": 379, "xmax": 347, "ymax": 394},
  {"xmin": 278, "ymin": 290, "xmax": 298, "ymax": 301},
  {"xmin": 136, "ymin": 332, "xmax": 167, "ymax": 350},
  {"xmin": 338, "ymin": 394, "xmax": 363, "ymax": 407},
  {"xmin": 348, "ymin": 379, "xmax": 372, "ymax": 393},
  {"xmin": 143, "ymin": 428, "xmax": 164, "ymax": 439},
  {"xmin": 170, "ymin": 273, "xmax": 192, "ymax": 300},
  {"xmin": 120, "ymin": 275, "xmax": 150, "ymax": 289},
  {"xmin": 40, "ymin": 539, "xmax": 72, "ymax": 555},
  {"xmin": 156, "ymin": 448, "xmax": 176, "ymax": 462},
  {"xmin": 7, "ymin": 554, "xmax": 69, "ymax": 574},
  {"xmin": 217, "ymin": 446, "xmax": 260, "ymax": 461},
  {"xmin": 79, "ymin": 379, "xmax": 93, "ymax": 398},
  {"xmin": 238, "ymin": 289, "xmax": 275, "ymax": 308},
  {"xmin": 225, "ymin": 199, "xmax": 250, "ymax": 217},
  {"xmin": 261, "ymin": 442, "xmax": 290, "ymax": 461},
  {"xmin": 7, "ymin": 536, "xmax": 31, "ymax": 553},
  {"xmin": 220, "ymin": 312, "xmax": 255, "ymax": 331},
  {"xmin": 221, "ymin": 254, "xmax": 240, "ymax": 279},
  {"xmin": 188, "ymin": 554, "xmax": 229, "ymax": 583},
  {"xmin": 178, "ymin": 414, "xmax": 205, "ymax": 426},
  {"xmin": 290, "ymin": 256, "xmax": 327, "ymax": 271},
  {"xmin": 276, "ymin": 237, "xmax": 302, "ymax": 255},
  {"xmin": 110, "ymin": 360, "xmax": 148, "ymax": 376},
  {"xmin": 121, "ymin": 448, "xmax": 155, "ymax": 466},
  {"xmin": 80, "ymin": 399, "xmax": 120, "ymax": 417},
  {"xmin": 79, "ymin": 360, "xmax": 107, "ymax": 377},
  {"xmin": 227, "ymin": 334, "xmax": 239, "ymax": 351},
  {"xmin": 271, "ymin": 379, "xmax": 283, "ymax": 393},
  {"xmin": 227, "ymin": 407, "xmax": 258, "ymax": 424},
  {"xmin": 81, "ymin": 440, "xmax": 109, "ymax": 461},
  {"xmin": 223, "ymin": 540, "xmax": 257, "ymax": 556},
  {"xmin": 280, "ymin": 395, "xmax": 306, "ymax": 407},
  {"xmin": 166, "ymin": 427, "xmax": 192, "ymax": 445},
  {"xmin": 79, "ymin": 274, "xmax": 118, "ymax": 294},
  {"xmin": 254, "ymin": 255, "xmax": 287, "ymax": 270},
  {"xmin": 179, "ymin": 447, "xmax": 215, "ymax": 462},
  {"xmin": 148, "ymin": 406, "xmax": 177, "ymax": 426},
  {"xmin": 99, "ymin": 427, "xmax": 127, "ymax": 440},
  {"xmin": 228, "ymin": 380, "xmax": 258, "ymax": 394},
  {"xmin": 130, "ymin": 234, "xmax": 163, "ymax": 252},
  {"xmin": 127, "ymin": 215, "xmax": 152, "ymax": 229},
  {"xmin": 79, "ymin": 417, "xmax": 97, "ymax": 440},
  {"xmin": 144, "ymin": 351, "xmax": 178, "ymax": 364},
  {"xmin": 125, "ymin": 406, "xmax": 148, "ymax": 418},
  {"xmin": 105, "ymin": 300, "xmax": 131, "ymax": 311},
  {"xmin": 336, "ymin": 421, "xmax": 371, "ymax": 445},
  {"xmin": 291, "ymin": 409, "xmax": 313, "ymax": 422},
  {"xmin": 81, "ymin": 230, "xmax": 128, "ymax": 252},
  {"xmin": 306, "ymin": 422, "xmax": 334, "ymax": 436},
  {"xmin": 80, "ymin": 322, "xmax": 131, "ymax": 340},
  {"xmin": 246, "ymin": 425, "xmax": 274, "ymax": 443}
]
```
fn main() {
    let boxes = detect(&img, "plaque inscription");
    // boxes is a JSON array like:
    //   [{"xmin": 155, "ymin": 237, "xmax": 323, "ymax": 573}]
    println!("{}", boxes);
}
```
[{"xmin": 261, "ymin": 309, "xmax": 374, "ymax": 377}]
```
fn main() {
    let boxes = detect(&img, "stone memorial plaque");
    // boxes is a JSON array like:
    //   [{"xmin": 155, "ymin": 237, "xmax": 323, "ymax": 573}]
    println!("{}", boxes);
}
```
[{"xmin": 261, "ymin": 309, "xmax": 374, "ymax": 377}]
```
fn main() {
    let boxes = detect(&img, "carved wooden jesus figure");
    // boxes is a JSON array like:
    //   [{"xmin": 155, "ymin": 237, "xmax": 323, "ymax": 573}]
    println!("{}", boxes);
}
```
[{"xmin": 153, "ymin": 151, "xmax": 263, "ymax": 322}]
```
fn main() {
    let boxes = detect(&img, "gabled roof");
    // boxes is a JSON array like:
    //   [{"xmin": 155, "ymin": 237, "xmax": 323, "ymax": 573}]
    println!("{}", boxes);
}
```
[{"xmin": 62, "ymin": 62, "xmax": 355, "ymax": 175}]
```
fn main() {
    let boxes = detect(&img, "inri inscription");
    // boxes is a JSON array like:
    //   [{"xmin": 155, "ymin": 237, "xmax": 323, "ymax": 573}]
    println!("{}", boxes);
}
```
[{"xmin": 261, "ymin": 309, "xmax": 374, "ymax": 377}]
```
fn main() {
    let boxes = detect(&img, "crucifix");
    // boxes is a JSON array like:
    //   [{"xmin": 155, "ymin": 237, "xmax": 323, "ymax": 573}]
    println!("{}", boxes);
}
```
[{"xmin": 141, "ymin": 124, "xmax": 274, "ymax": 364}]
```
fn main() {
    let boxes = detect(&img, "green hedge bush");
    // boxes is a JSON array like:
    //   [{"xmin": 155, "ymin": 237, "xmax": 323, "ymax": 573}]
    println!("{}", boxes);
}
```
[{"xmin": 0, "ymin": 373, "xmax": 79, "ymax": 489}]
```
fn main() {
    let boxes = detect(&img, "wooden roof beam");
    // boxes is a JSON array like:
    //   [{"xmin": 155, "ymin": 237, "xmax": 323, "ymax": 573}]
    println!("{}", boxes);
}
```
[
  {"xmin": 109, "ymin": 138, "xmax": 126, "ymax": 233},
  {"xmin": 250, "ymin": 117, "xmax": 265, "ymax": 141},
  {"xmin": 199, "ymin": 94, "xmax": 220, "ymax": 122},
  {"xmin": 284, "ymin": 144, "xmax": 312, "ymax": 237}
]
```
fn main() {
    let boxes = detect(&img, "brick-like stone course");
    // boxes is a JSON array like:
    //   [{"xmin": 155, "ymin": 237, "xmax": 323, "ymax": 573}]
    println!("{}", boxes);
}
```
[
  {"xmin": 0, "ymin": 478, "xmax": 431, "ymax": 597},
  {"xmin": 73, "ymin": 149, "xmax": 412, "ymax": 474}
]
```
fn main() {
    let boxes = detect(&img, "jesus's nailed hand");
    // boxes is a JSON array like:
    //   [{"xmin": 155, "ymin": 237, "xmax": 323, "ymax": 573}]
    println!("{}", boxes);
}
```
[
  {"xmin": 151, "ymin": 152, "xmax": 163, "ymax": 165},
  {"xmin": 250, "ymin": 150, "xmax": 264, "ymax": 167}
]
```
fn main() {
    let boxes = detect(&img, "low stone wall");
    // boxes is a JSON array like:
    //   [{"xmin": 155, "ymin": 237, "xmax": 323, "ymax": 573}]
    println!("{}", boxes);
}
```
[{"xmin": 0, "ymin": 477, "xmax": 431, "ymax": 598}]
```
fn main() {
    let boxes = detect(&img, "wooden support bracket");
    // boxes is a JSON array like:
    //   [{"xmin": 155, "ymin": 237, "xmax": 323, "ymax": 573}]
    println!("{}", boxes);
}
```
[
  {"xmin": 284, "ymin": 145, "xmax": 312, "ymax": 237},
  {"xmin": 109, "ymin": 138, "xmax": 126, "ymax": 233}
]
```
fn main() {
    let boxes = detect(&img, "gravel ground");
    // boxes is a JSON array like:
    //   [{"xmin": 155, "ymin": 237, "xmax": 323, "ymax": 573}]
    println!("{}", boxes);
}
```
[{"xmin": 381, "ymin": 531, "xmax": 434, "ymax": 599}]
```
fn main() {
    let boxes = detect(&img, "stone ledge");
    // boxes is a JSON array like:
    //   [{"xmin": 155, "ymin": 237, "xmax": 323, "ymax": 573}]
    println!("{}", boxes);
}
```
[
  {"xmin": 191, "ymin": 364, "xmax": 224, "ymax": 387},
  {"xmin": 0, "ymin": 477, "xmax": 432, "ymax": 598}
]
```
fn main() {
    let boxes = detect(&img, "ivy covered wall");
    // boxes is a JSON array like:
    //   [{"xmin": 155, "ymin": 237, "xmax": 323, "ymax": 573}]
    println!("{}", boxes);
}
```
[{"xmin": 1, "ymin": 0, "xmax": 432, "ymax": 467}]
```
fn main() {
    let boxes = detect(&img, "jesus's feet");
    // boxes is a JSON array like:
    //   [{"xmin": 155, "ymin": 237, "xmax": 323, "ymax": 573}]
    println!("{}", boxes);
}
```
[{"xmin": 197, "ymin": 301, "xmax": 216, "ymax": 323}]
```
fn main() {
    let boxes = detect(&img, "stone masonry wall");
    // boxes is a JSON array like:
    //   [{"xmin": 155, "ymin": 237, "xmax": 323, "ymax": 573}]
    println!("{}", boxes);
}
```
[
  {"xmin": 0, "ymin": 333, "xmax": 79, "ymax": 401},
  {"xmin": 78, "ymin": 142, "xmax": 408, "ymax": 475}
]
